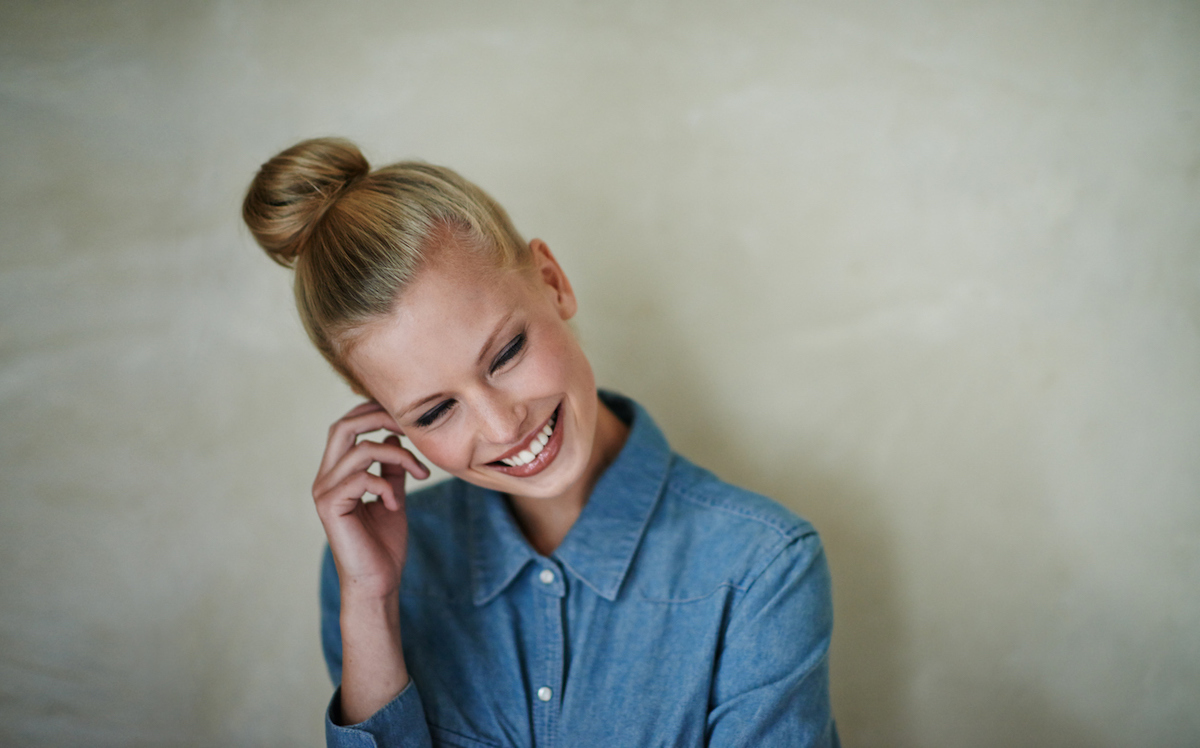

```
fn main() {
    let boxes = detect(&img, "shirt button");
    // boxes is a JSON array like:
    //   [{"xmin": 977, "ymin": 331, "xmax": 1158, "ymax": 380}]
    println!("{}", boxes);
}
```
[
  {"xmin": 537, "ymin": 686, "xmax": 553, "ymax": 702},
  {"xmin": 538, "ymin": 569, "xmax": 555, "ymax": 584}
]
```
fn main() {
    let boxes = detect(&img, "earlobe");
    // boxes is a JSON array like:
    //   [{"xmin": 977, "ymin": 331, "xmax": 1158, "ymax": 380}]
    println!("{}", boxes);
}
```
[{"xmin": 529, "ymin": 239, "xmax": 578, "ymax": 320}]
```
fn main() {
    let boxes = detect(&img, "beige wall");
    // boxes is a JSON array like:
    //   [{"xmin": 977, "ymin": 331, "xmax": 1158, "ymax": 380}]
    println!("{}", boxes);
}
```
[{"xmin": 2, "ymin": 1, "xmax": 1198, "ymax": 746}]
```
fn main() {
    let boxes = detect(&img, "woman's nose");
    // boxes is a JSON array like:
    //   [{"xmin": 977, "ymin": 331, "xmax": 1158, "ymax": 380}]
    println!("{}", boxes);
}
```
[{"xmin": 474, "ymin": 392, "xmax": 526, "ymax": 445}]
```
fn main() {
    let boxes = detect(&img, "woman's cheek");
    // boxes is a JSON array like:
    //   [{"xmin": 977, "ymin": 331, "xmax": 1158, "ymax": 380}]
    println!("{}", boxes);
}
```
[
  {"xmin": 533, "ymin": 326, "xmax": 583, "ymax": 390},
  {"xmin": 533, "ymin": 353, "xmax": 571, "ymax": 393},
  {"xmin": 412, "ymin": 432, "xmax": 466, "ymax": 474}
]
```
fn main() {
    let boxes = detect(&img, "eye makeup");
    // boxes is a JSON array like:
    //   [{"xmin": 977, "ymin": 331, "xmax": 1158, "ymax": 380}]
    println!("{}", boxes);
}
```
[
  {"xmin": 416, "ymin": 399, "xmax": 455, "ymax": 428},
  {"xmin": 412, "ymin": 329, "xmax": 528, "ymax": 429},
  {"xmin": 490, "ymin": 331, "xmax": 526, "ymax": 374}
]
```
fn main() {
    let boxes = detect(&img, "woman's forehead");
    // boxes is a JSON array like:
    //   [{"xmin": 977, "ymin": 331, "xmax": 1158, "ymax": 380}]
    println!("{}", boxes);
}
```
[
  {"xmin": 397, "ymin": 250, "xmax": 529, "ymax": 324},
  {"xmin": 348, "ymin": 255, "xmax": 536, "ymax": 403}
]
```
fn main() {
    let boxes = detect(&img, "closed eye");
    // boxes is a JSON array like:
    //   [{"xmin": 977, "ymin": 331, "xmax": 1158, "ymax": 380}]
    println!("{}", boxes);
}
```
[
  {"xmin": 489, "ymin": 331, "xmax": 526, "ymax": 374},
  {"xmin": 415, "ymin": 399, "xmax": 455, "ymax": 428}
]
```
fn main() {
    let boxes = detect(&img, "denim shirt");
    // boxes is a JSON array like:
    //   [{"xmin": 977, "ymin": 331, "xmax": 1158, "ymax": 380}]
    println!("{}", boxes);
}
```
[{"xmin": 321, "ymin": 393, "xmax": 839, "ymax": 748}]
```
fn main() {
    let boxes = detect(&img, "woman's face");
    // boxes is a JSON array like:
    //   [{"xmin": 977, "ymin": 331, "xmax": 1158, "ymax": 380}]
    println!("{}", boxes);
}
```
[{"xmin": 345, "ymin": 236, "xmax": 600, "ymax": 502}]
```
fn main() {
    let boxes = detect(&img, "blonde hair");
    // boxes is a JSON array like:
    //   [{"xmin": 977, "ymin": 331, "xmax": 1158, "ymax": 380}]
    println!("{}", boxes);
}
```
[{"xmin": 242, "ymin": 137, "xmax": 530, "ymax": 393}]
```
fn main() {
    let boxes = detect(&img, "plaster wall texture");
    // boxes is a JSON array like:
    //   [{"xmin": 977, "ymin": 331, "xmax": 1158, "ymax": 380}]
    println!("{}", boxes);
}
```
[{"xmin": 1, "ymin": 1, "xmax": 1197, "ymax": 746}]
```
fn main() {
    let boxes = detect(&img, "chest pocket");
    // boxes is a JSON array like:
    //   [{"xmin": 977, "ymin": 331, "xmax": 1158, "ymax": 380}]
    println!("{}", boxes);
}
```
[{"xmin": 430, "ymin": 724, "xmax": 503, "ymax": 748}]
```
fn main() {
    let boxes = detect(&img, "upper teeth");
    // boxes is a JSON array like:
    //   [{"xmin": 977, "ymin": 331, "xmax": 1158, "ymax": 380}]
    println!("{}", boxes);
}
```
[{"xmin": 500, "ymin": 413, "xmax": 557, "ymax": 467}]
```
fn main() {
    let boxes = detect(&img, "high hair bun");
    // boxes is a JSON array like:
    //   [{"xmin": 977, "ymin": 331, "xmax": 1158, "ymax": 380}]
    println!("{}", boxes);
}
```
[{"xmin": 242, "ymin": 137, "xmax": 370, "ymax": 267}]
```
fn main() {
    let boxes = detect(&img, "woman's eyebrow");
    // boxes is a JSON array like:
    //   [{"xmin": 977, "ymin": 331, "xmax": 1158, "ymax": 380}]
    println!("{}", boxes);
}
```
[
  {"xmin": 475, "ymin": 311, "xmax": 515, "ymax": 367},
  {"xmin": 396, "ymin": 311, "xmax": 517, "ymax": 418},
  {"xmin": 399, "ymin": 392, "xmax": 445, "ymax": 420}
]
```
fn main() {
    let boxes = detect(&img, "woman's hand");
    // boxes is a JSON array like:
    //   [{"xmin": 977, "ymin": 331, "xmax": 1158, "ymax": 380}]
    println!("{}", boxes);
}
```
[
  {"xmin": 312, "ymin": 401, "xmax": 430, "ymax": 601},
  {"xmin": 314, "ymin": 401, "xmax": 429, "ymax": 724}
]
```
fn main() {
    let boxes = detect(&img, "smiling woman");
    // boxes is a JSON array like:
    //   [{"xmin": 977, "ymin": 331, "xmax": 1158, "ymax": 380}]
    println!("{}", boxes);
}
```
[
  {"xmin": 243, "ymin": 138, "xmax": 839, "ymax": 747},
  {"xmin": 346, "ymin": 236, "xmax": 621, "ymax": 525}
]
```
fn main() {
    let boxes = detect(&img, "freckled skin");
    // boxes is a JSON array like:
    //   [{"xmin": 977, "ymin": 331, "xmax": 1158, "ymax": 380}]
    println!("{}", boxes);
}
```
[
  {"xmin": 348, "ymin": 236, "xmax": 623, "ymax": 523},
  {"xmin": 315, "ymin": 235, "xmax": 628, "ymax": 723}
]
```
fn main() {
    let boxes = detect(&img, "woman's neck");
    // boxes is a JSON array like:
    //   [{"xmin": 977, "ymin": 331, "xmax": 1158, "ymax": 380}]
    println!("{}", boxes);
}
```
[{"xmin": 506, "ymin": 397, "xmax": 629, "ymax": 556}]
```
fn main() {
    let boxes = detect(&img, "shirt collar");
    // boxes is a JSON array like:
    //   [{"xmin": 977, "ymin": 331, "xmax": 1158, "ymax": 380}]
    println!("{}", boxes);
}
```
[{"xmin": 468, "ymin": 391, "xmax": 672, "ymax": 606}]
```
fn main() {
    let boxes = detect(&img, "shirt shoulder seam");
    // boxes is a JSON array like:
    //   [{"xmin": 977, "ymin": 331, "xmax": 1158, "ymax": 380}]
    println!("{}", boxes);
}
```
[
  {"xmin": 663, "ymin": 470, "xmax": 814, "ymax": 540},
  {"xmin": 729, "ymin": 532, "xmax": 824, "ymax": 620}
]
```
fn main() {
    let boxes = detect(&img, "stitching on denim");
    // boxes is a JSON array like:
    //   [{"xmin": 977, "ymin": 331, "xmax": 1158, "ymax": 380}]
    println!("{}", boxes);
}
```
[
  {"xmin": 632, "ymin": 533, "xmax": 809, "ymax": 603},
  {"xmin": 428, "ymin": 723, "xmax": 504, "ymax": 748},
  {"xmin": 637, "ymin": 581, "xmax": 748, "ymax": 604},
  {"xmin": 726, "ymin": 535, "xmax": 824, "ymax": 629},
  {"xmin": 665, "ymin": 479, "xmax": 810, "ymax": 538}
]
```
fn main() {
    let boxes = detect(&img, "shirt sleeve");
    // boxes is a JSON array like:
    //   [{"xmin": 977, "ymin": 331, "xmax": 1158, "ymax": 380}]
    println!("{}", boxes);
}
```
[
  {"xmin": 706, "ymin": 530, "xmax": 841, "ymax": 747},
  {"xmin": 320, "ymin": 546, "xmax": 434, "ymax": 748}
]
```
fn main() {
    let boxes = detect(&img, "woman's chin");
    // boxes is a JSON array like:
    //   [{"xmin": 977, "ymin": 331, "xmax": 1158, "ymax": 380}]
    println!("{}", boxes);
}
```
[
  {"xmin": 444, "ymin": 396, "xmax": 599, "ymax": 500},
  {"xmin": 478, "ymin": 435, "xmax": 590, "ymax": 500}
]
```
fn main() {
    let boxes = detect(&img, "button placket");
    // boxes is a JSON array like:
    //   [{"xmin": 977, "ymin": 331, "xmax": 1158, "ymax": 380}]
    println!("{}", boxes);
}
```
[
  {"xmin": 532, "ymin": 561, "xmax": 564, "ymax": 747},
  {"xmin": 533, "ymin": 563, "xmax": 564, "ymax": 597}
]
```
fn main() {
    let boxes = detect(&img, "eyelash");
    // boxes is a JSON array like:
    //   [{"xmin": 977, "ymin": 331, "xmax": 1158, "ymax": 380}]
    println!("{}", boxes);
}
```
[
  {"xmin": 490, "ymin": 331, "xmax": 526, "ymax": 374},
  {"xmin": 413, "ymin": 331, "xmax": 527, "ymax": 428},
  {"xmin": 415, "ymin": 400, "xmax": 455, "ymax": 428}
]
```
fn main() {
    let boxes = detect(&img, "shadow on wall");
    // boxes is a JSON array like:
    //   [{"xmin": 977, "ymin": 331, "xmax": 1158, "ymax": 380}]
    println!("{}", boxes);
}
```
[
  {"xmin": 631, "ymin": 324, "xmax": 1110, "ymax": 748},
  {"xmin": 576, "ymin": 236, "xmax": 1118, "ymax": 744},
  {"xmin": 583, "ymin": 259, "xmax": 1107, "ymax": 748},
  {"xmin": 638, "ymin": 343, "xmax": 912, "ymax": 746},
  {"xmin": 577, "ymin": 251, "xmax": 912, "ymax": 744}
]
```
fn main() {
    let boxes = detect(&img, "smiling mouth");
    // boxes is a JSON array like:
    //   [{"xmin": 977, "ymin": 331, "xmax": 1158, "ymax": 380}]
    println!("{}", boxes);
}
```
[{"xmin": 487, "ymin": 404, "xmax": 563, "ymax": 477}]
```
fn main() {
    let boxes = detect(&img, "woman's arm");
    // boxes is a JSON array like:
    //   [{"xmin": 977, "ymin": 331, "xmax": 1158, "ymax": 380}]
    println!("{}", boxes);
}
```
[
  {"xmin": 337, "ymin": 588, "xmax": 408, "ymax": 724},
  {"xmin": 321, "ymin": 548, "xmax": 433, "ymax": 748},
  {"xmin": 310, "ymin": 401, "xmax": 431, "ymax": 742},
  {"xmin": 707, "ymin": 531, "xmax": 840, "ymax": 747}
]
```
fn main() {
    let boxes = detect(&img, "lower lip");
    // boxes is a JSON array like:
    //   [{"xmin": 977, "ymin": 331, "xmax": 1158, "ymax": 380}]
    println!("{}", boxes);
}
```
[{"xmin": 488, "ymin": 405, "xmax": 564, "ymax": 478}]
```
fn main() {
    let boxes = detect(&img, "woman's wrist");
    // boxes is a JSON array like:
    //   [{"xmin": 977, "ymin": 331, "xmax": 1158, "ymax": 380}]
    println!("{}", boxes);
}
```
[
  {"xmin": 338, "ymin": 588, "xmax": 410, "ymax": 725},
  {"xmin": 340, "ymin": 583, "xmax": 402, "ymax": 610},
  {"xmin": 339, "ymin": 588, "xmax": 404, "ymax": 656}
]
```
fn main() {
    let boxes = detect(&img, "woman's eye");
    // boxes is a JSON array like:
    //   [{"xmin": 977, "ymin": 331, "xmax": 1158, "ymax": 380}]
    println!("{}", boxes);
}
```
[
  {"xmin": 490, "ymin": 332, "xmax": 526, "ymax": 374},
  {"xmin": 416, "ymin": 399, "xmax": 455, "ymax": 428}
]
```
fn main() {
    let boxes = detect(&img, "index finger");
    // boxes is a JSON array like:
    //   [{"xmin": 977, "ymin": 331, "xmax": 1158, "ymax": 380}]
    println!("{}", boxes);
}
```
[
  {"xmin": 342, "ymin": 400, "xmax": 386, "ymax": 420},
  {"xmin": 320, "ymin": 406, "xmax": 404, "ymax": 476}
]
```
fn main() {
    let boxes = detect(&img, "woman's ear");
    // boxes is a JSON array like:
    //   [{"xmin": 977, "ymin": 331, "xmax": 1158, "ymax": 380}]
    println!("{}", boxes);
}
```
[{"xmin": 529, "ymin": 239, "xmax": 577, "ymax": 320}]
